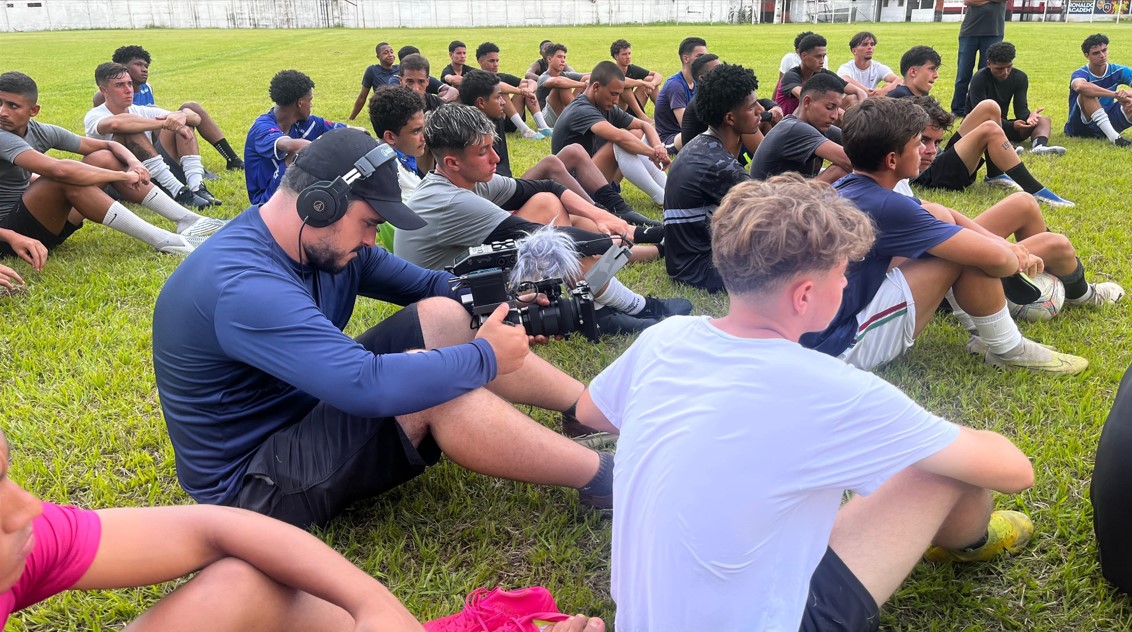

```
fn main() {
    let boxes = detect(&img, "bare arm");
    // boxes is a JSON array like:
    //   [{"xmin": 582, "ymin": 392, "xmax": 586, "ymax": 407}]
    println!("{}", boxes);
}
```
[
  {"xmin": 874, "ymin": 75, "xmax": 903, "ymax": 95},
  {"xmin": 558, "ymin": 190, "xmax": 631, "ymax": 235},
  {"xmin": 840, "ymin": 75, "xmax": 874, "ymax": 96},
  {"xmin": 914, "ymin": 426, "xmax": 1034, "ymax": 493},
  {"xmin": 76, "ymin": 505, "xmax": 423, "ymax": 630},
  {"xmin": 277, "ymin": 137, "xmax": 311, "ymax": 156},
  {"xmin": 13, "ymin": 149, "xmax": 136, "ymax": 188},
  {"xmin": 543, "ymin": 76, "xmax": 588, "ymax": 90},
  {"xmin": 525, "ymin": 61, "xmax": 543, "ymax": 82},
  {"xmin": 1072, "ymin": 77, "xmax": 1123, "ymax": 99},
  {"xmin": 813, "ymin": 140, "xmax": 853, "ymax": 173},
  {"xmin": 927, "ymin": 228, "xmax": 1023, "ymax": 278},
  {"xmin": 348, "ymin": 86, "xmax": 371, "ymax": 122}
]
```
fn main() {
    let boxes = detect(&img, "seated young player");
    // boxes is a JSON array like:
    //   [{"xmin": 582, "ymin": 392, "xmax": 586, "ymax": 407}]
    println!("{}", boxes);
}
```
[
  {"xmin": 750, "ymin": 73, "xmax": 852, "ymax": 184},
  {"xmin": 653, "ymin": 37, "xmax": 708, "ymax": 151},
  {"xmin": 474, "ymin": 42, "xmax": 550, "ymax": 139},
  {"xmin": 93, "ymin": 45, "xmax": 244, "ymax": 171},
  {"xmin": 369, "ymin": 86, "xmax": 428, "ymax": 201},
  {"xmin": 535, "ymin": 44, "xmax": 589, "ymax": 128},
  {"xmin": 609, "ymin": 39, "xmax": 663, "ymax": 120},
  {"xmin": 1064, "ymin": 33, "xmax": 1132, "ymax": 147},
  {"xmin": 838, "ymin": 31, "xmax": 903, "ymax": 97},
  {"xmin": 806, "ymin": 97, "xmax": 1087, "ymax": 374},
  {"xmin": 775, "ymin": 34, "xmax": 864, "ymax": 117},
  {"xmin": 459, "ymin": 70, "xmax": 662, "ymax": 231},
  {"xmin": 0, "ymin": 72, "xmax": 215, "ymax": 258},
  {"xmin": 401, "ymin": 104, "xmax": 689, "ymax": 335},
  {"xmin": 911, "ymin": 95, "xmax": 1074, "ymax": 207},
  {"xmin": 441, "ymin": 40, "xmax": 468, "ymax": 87},
  {"xmin": 526, "ymin": 40, "xmax": 570, "ymax": 81},
  {"xmin": 396, "ymin": 45, "xmax": 454, "ymax": 101},
  {"xmin": 347, "ymin": 41, "xmax": 400, "ymax": 123},
  {"xmin": 967, "ymin": 41, "xmax": 1065, "ymax": 155},
  {"xmin": 778, "ymin": 30, "xmax": 830, "ymax": 84},
  {"xmin": 85, "ymin": 63, "xmax": 218, "ymax": 209},
  {"xmin": 0, "ymin": 430, "xmax": 425, "ymax": 630},
  {"xmin": 664, "ymin": 63, "xmax": 760, "ymax": 293},
  {"xmin": 245, "ymin": 69, "xmax": 345, "ymax": 205},
  {"xmin": 397, "ymin": 54, "xmax": 448, "ymax": 175},
  {"xmin": 551, "ymin": 62, "xmax": 669, "ymax": 207},
  {"xmin": 886, "ymin": 45, "xmax": 940, "ymax": 99},
  {"xmin": 575, "ymin": 174, "xmax": 1036, "ymax": 630}
]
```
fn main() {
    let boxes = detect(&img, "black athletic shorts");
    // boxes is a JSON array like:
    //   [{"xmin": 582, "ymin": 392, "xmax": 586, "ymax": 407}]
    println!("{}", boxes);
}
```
[
  {"xmin": 913, "ymin": 131, "xmax": 978, "ymax": 191},
  {"xmin": 153, "ymin": 135, "xmax": 188, "ymax": 185},
  {"xmin": 799, "ymin": 547, "xmax": 880, "ymax": 632},
  {"xmin": 226, "ymin": 304, "xmax": 442, "ymax": 529},
  {"xmin": 0, "ymin": 199, "xmax": 80, "ymax": 257},
  {"xmin": 1002, "ymin": 119, "xmax": 1031, "ymax": 143}
]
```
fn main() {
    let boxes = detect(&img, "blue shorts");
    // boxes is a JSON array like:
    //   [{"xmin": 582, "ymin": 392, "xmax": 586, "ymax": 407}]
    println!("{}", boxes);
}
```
[{"xmin": 1065, "ymin": 100, "xmax": 1132, "ymax": 138}]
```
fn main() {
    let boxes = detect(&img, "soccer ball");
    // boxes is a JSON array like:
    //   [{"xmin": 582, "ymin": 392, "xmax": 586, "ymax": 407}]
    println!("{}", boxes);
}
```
[{"xmin": 1007, "ymin": 272, "xmax": 1065, "ymax": 322}]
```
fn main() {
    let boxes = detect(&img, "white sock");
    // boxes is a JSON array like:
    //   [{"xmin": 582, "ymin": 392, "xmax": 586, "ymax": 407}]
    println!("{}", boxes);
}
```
[
  {"xmin": 594, "ymin": 277, "xmax": 646, "ymax": 314},
  {"xmin": 509, "ymin": 113, "xmax": 534, "ymax": 134},
  {"xmin": 144, "ymin": 155, "xmax": 185, "ymax": 195},
  {"xmin": 614, "ymin": 143, "xmax": 666, "ymax": 205},
  {"xmin": 946, "ymin": 289, "xmax": 976, "ymax": 332},
  {"xmin": 142, "ymin": 186, "xmax": 200, "ymax": 230},
  {"xmin": 533, "ymin": 111, "xmax": 549, "ymax": 129},
  {"xmin": 1090, "ymin": 108, "xmax": 1122, "ymax": 142},
  {"xmin": 1066, "ymin": 284, "xmax": 1096, "ymax": 305},
  {"xmin": 181, "ymin": 154, "xmax": 204, "ymax": 190},
  {"xmin": 643, "ymin": 153, "xmax": 668, "ymax": 188},
  {"xmin": 101, "ymin": 201, "xmax": 177, "ymax": 248},
  {"xmin": 971, "ymin": 305, "xmax": 1023, "ymax": 356}
]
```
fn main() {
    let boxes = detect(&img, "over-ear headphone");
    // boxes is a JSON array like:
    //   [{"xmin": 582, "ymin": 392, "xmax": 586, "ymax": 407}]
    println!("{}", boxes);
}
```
[{"xmin": 296, "ymin": 144, "xmax": 397, "ymax": 228}]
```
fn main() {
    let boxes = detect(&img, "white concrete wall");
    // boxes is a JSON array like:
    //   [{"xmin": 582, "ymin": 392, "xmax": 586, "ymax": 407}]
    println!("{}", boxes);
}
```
[{"xmin": 0, "ymin": 0, "xmax": 765, "ymax": 31}]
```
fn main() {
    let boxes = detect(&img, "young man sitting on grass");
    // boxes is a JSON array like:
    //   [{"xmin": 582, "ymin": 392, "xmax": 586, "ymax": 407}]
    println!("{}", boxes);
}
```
[
  {"xmin": 966, "ymin": 41, "xmax": 1066, "ymax": 156},
  {"xmin": 474, "ymin": 42, "xmax": 551, "ymax": 138},
  {"xmin": 85, "ymin": 63, "xmax": 219, "ymax": 209},
  {"xmin": 244, "ymin": 69, "xmax": 346, "ymax": 205},
  {"xmin": 885, "ymin": 45, "xmax": 940, "ymax": 99},
  {"xmin": 805, "ymin": 97, "xmax": 1088, "ymax": 374},
  {"xmin": 609, "ymin": 39, "xmax": 664, "ymax": 121},
  {"xmin": 750, "ymin": 73, "xmax": 852, "ymax": 184},
  {"xmin": 663, "ymin": 63, "xmax": 759, "ymax": 293},
  {"xmin": 910, "ymin": 95, "xmax": 1075, "ymax": 207},
  {"xmin": 94, "ymin": 45, "xmax": 245, "ymax": 171},
  {"xmin": 401, "ymin": 105, "xmax": 688, "ymax": 335},
  {"xmin": 459, "ymin": 70, "xmax": 662, "ymax": 232},
  {"xmin": 1064, "ymin": 33, "xmax": 1132, "ymax": 147},
  {"xmin": 574, "ymin": 174, "xmax": 1036, "ymax": 630},
  {"xmin": 0, "ymin": 72, "xmax": 217, "ymax": 259}
]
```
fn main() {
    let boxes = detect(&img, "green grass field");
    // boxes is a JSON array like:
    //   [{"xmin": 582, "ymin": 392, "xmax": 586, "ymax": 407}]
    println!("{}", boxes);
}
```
[{"xmin": 3, "ymin": 21, "xmax": 1132, "ymax": 630}]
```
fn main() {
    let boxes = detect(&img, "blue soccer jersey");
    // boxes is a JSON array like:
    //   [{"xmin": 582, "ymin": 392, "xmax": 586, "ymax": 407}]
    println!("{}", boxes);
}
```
[
  {"xmin": 132, "ymin": 83, "xmax": 155, "ymax": 106},
  {"xmin": 1066, "ymin": 63, "xmax": 1132, "ymax": 127},
  {"xmin": 244, "ymin": 111, "xmax": 346, "ymax": 204}
]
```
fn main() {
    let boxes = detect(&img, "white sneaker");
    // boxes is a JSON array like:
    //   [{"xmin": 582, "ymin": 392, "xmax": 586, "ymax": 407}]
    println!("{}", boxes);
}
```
[
  {"xmin": 1014, "ymin": 145, "xmax": 1025, "ymax": 156},
  {"xmin": 180, "ymin": 216, "xmax": 228, "ymax": 238},
  {"xmin": 1068, "ymin": 281, "xmax": 1125, "ymax": 307},
  {"xmin": 1030, "ymin": 144, "xmax": 1067, "ymax": 156},
  {"xmin": 156, "ymin": 235, "xmax": 195, "ymax": 254},
  {"xmin": 966, "ymin": 335, "xmax": 1052, "ymax": 355},
  {"xmin": 984, "ymin": 337, "xmax": 1088, "ymax": 374},
  {"xmin": 985, "ymin": 174, "xmax": 1024, "ymax": 191}
]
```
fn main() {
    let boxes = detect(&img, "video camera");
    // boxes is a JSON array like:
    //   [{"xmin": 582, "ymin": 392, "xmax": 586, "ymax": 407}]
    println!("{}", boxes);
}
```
[{"xmin": 447, "ymin": 240, "xmax": 601, "ymax": 342}]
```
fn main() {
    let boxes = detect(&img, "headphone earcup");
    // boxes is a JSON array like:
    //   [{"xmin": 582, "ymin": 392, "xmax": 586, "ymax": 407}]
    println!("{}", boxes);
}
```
[{"xmin": 296, "ymin": 178, "xmax": 350, "ymax": 228}]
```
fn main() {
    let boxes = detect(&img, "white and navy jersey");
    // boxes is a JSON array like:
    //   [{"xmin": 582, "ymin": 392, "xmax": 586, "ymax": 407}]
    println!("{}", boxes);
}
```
[{"xmin": 1068, "ymin": 63, "xmax": 1132, "ymax": 118}]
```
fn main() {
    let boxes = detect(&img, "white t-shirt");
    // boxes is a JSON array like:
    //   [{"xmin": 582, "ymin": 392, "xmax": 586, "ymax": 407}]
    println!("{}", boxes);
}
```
[
  {"xmin": 779, "ymin": 51, "xmax": 830, "ymax": 74},
  {"xmin": 84, "ymin": 103, "xmax": 170, "ymax": 141},
  {"xmin": 588, "ymin": 316, "xmax": 959, "ymax": 632},
  {"xmin": 837, "ymin": 59, "xmax": 896, "ymax": 89},
  {"xmin": 895, "ymin": 178, "xmax": 915, "ymax": 197}
]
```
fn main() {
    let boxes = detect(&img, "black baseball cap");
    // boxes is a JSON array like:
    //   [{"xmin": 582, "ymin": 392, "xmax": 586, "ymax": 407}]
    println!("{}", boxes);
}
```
[{"xmin": 293, "ymin": 127, "xmax": 427, "ymax": 230}]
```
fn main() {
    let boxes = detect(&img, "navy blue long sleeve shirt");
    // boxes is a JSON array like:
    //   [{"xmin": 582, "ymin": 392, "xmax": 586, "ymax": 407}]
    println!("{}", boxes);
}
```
[{"xmin": 153, "ymin": 207, "xmax": 496, "ymax": 504}]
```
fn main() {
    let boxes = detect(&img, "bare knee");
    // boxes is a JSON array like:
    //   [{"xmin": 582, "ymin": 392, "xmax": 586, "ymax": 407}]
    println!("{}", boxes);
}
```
[
  {"xmin": 197, "ymin": 558, "xmax": 295, "ymax": 608},
  {"xmin": 82, "ymin": 149, "xmax": 124, "ymax": 169},
  {"xmin": 417, "ymin": 296, "xmax": 475, "ymax": 348},
  {"xmin": 972, "ymin": 99, "xmax": 1002, "ymax": 119}
]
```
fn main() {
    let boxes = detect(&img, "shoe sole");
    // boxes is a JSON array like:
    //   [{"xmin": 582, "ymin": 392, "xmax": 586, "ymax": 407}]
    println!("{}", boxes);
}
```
[{"xmin": 1033, "ymin": 196, "xmax": 1075, "ymax": 208}]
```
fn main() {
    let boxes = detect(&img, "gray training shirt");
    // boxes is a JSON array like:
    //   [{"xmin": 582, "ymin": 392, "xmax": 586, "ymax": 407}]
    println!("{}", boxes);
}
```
[{"xmin": 0, "ymin": 120, "xmax": 83, "ymax": 219}]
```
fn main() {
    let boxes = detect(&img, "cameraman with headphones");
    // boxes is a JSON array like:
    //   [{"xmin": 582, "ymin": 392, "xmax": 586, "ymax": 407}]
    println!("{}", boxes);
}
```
[{"xmin": 152, "ymin": 128, "xmax": 613, "ymax": 529}]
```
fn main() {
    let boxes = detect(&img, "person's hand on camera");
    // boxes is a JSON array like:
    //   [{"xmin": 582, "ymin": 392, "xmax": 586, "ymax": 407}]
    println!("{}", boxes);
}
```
[{"xmin": 476, "ymin": 303, "xmax": 529, "ymax": 373}]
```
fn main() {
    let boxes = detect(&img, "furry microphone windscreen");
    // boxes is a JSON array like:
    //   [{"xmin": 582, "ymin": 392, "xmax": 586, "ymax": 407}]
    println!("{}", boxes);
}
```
[{"xmin": 510, "ymin": 225, "xmax": 582, "ymax": 286}]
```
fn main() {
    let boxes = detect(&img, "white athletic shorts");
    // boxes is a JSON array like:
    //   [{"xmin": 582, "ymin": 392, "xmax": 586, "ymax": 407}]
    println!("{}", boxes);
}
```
[{"xmin": 838, "ymin": 268, "xmax": 917, "ymax": 371}]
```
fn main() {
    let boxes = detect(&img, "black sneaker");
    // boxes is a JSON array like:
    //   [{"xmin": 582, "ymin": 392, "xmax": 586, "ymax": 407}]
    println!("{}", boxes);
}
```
[
  {"xmin": 1116, "ymin": 137, "xmax": 1132, "ymax": 148},
  {"xmin": 635, "ymin": 296, "xmax": 693, "ymax": 320},
  {"xmin": 596, "ymin": 307, "xmax": 659, "ymax": 336},
  {"xmin": 226, "ymin": 157, "xmax": 245, "ymax": 170},
  {"xmin": 561, "ymin": 412, "xmax": 618, "ymax": 449},
  {"xmin": 202, "ymin": 168, "xmax": 221, "ymax": 181},
  {"xmin": 617, "ymin": 209, "xmax": 662, "ymax": 227},
  {"xmin": 193, "ymin": 184, "xmax": 223, "ymax": 206},
  {"xmin": 174, "ymin": 186, "xmax": 212, "ymax": 210}
]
